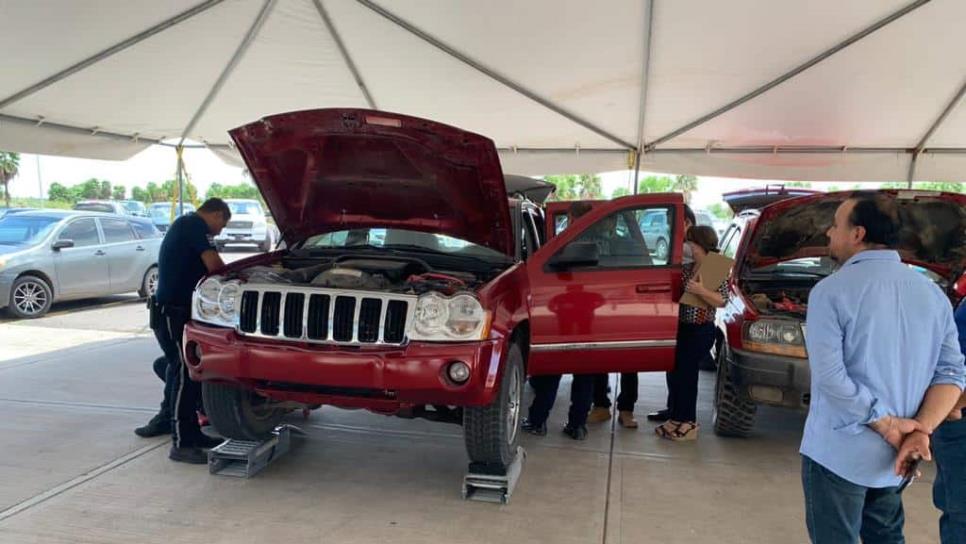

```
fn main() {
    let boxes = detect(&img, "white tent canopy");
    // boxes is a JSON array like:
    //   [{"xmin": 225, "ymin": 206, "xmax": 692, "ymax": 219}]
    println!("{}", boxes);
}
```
[{"xmin": 1, "ymin": 0, "xmax": 964, "ymax": 183}]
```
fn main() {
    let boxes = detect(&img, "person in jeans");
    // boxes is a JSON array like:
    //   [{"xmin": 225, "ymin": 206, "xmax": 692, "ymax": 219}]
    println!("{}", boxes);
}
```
[
  {"xmin": 655, "ymin": 225, "xmax": 726, "ymax": 441},
  {"xmin": 799, "ymin": 193, "xmax": 964, "ymax": 543},
  {"xmin": 931, "ymin": 297, "xmax": 966, "ymax": 543}
]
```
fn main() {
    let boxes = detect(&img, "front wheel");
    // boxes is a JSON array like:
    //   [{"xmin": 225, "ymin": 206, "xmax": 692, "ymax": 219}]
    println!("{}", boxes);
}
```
[
  {"xmin": 712, "ymin": 347, "xmax": 757, "ymax": 437},
  {"xmin": 8, "ymin": 275, "xmax": 53, "ymax": 319},
  {"xmin": 202, "ymin": 382, "xmax": 287, "ymax": 441},
  {"xmin": 655, "ymin": 238, "xmax": 669, "ymax": 261},
  {"xmin": 138, "ymin": 266, "xmax": 159, "ymax": 298},
  {"xmin": 464, "ymin": 344, "xmax": 524, "ymax": 471}
]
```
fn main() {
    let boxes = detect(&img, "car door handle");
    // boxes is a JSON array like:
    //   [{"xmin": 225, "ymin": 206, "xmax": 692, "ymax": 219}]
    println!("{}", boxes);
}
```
[
  {"xmin": 636, "ymin": 283, "xmax": 671, "ymax": 293},
  {"xmin": 95, "ymin": 250, "xmax": 106, "ymax": 256},
  {"xmin": 135, "ymin": 246, "xmax": 145, "ymax": 251}
]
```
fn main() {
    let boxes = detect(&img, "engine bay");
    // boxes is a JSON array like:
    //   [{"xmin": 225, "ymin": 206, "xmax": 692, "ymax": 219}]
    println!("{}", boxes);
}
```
[{"xmin": 225, "ymin": 254, "xmax": 500, "ymax": 296}]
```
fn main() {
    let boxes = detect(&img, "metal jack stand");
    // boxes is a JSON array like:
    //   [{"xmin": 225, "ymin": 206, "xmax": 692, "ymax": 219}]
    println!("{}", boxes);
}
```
[
  {"xmin": 462, "ymin": 447, "xmax": 526, "ymax": 504},
  {"xmin": 208, "ymin": 424, "xmax": 304, "ymax": 478}
]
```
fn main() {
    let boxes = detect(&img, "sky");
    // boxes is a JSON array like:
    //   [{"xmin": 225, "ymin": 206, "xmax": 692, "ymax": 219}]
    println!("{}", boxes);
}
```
[{"xmin": 8, "ymin": 144, "xmax": 886, "ymax": 211}]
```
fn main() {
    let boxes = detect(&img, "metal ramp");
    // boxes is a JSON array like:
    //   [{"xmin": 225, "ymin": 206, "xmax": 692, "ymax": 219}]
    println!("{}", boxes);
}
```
[
  {"xmin": 208, "ymin": 425, "xmax": 302, "ymax": 478},
  {"xmin": 462, "ymin": 447, "xmax": 526, "ymax": 504}
]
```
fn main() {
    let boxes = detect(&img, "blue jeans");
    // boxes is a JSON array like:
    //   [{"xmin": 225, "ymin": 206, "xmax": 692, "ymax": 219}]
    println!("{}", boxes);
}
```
[
  {"xmin": 934, "ymin": 418, "xmax": 966, "ymax": 544},
  {"xmin": 802, "ymin": 455, "xmax": 904, "ymax": 543}
]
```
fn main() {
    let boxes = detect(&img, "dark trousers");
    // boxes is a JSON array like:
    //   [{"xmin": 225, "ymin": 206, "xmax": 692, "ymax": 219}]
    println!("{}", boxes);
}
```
[
  {"xmin": 934, "ymin": 417, "xmax": 966, "ymax": 544},
  {"xmin": 667, "ymin": 322, "xmax": 715, "ymax": 422},
  {"xmin": 527, "ymin": 374, "xmax": 594, "ymax": 428},
  {"xmin": 591, "ymin": 373, "xmax": 638, "ymax": 412},
  {"xmin": 153, "ymin": 305, "xmax": 205, "ymax": 448},
  {"xmin": 801, "ymin": 455, "xmax": 904, "ymax": 543}
]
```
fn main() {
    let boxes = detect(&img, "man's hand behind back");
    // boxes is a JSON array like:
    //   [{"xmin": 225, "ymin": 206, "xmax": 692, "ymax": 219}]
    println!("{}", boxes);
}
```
[
  {"xmin": 870, "ymin": 415, "xmax": 928, "ymax": 450},
  {"xmin": 895, "ymin": 430, "xmax": 931, "ymax": 477}
]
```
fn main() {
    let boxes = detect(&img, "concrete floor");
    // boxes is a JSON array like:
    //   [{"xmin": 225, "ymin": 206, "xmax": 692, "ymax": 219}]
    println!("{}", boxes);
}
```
[{"xmin": 0, "ymin": 282, "xmax": 946, "ymax": 543}]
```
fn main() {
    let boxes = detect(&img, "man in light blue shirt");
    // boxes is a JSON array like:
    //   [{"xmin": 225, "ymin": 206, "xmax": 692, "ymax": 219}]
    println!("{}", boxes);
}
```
[
  {"xmin": 931, "ymin": 298, "xmax": 966, "ymax": 543},
  {"xmin": 801, "ymin": 193, "xmax": 965, "ymax": 543}
]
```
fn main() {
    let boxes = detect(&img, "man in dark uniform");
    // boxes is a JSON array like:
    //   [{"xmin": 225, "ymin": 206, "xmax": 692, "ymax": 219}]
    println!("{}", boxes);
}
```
[{"xmin": 134, "ymin": 198, "xmax": 230, "ymax": 464}]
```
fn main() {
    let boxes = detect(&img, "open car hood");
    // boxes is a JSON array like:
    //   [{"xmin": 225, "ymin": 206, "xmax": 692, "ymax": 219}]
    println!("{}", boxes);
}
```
[
  {"xmin": 746, "ymin": 190, "xmax": 966, "ymax": 276},
  {"xmin": 722, "ymin": 185, "xmax": 821, "ymax": 213},
  {"xmin": 229, "ymin": 109, "xmax": 513, "ymax": 255}
]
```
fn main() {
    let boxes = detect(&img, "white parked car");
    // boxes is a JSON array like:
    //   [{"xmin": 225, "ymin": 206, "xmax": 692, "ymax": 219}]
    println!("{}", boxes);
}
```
[{"xmin": 214, "ymin": 199, "xmax": 276, "ymax": 252}]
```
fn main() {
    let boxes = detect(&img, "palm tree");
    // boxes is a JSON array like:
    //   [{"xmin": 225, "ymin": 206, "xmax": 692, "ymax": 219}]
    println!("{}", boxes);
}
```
[
  {"xmin": 0, "ymin": 151, "xmax": 20, "ymax": 208},
  {"xmin": 672, "ymin": 174, "xmax": 699, "ymax": 204}
]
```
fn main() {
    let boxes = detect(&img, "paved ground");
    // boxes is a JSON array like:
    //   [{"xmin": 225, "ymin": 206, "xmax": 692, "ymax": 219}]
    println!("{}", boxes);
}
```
[{"xmin": 0, "ymin": 251, "xmax": 946, "ymax": 543}]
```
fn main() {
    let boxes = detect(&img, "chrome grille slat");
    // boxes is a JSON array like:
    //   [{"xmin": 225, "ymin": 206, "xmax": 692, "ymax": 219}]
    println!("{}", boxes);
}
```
[{"xmin": 237, "ymin": 284, "xmax": 416, "ymax": 347}]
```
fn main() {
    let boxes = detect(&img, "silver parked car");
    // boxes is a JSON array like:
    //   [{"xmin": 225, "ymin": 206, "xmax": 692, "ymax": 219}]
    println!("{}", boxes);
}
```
[{"xmin": 0, "ymin": 210, "xmax": 162, "ymax": 318}]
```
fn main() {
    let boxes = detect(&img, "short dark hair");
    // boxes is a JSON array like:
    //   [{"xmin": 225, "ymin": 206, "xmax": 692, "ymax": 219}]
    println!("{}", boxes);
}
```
[
  {"xmin": 686, "ymin": 225, "xmax": 719, "ymax": 253},
  {"xmin": 847, "ymin": 192, "xmax": 899, "ymax": 247},
  {"xmin": 683, "ymin": 204, "xmax": 696, "ymax": 227},
  {"xmin": 569, "ymin": 201, "xmax": 593, "ymax": 219},
  {"xmin": 198, "ymin": 198, "xmax": 231, "ymax": 220}
]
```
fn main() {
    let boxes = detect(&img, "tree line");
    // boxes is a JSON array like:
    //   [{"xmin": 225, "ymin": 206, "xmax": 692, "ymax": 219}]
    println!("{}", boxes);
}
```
[{"xmin": 44, "ymin": 178, "xmax": 262, "ymax": 207}]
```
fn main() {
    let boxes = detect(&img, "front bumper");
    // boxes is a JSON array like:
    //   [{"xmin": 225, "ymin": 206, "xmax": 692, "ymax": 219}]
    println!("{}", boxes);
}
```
[
  {"xmin": 215, "ymin": 229, "xmax": 267, "ymax": 244},
  {"xmin": 724, "ymin": 346, "xmax": 810, "ymax": 410},
  {"xmin": 183, "ymin": 322, "xmax": 504, "ymax": 410}
]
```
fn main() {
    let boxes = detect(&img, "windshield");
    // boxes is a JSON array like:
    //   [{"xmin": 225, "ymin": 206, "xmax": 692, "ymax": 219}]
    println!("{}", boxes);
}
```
[
  {"xmin": 74, "ymin": 202, "xmax": 115, "ymax": 213},
  {"xmin": 228, "ymin": 201, "xmax": 263, "ymax": 215},
  {"xmin": 300, "ymin": 228, "xmax": 508, "ymax": 260},
  {"xmin": 0, "ymin": 215, "xmax": 61, "ymax": 246},
  {"xmin": 751, "ymin": 257, "xmax": 835, "ymax": 276},
  {"xmin": 122, "ymin": 201, "xmax": 143, "ymax": 213},
  {"xmin": 150, "ymin": 203, "xmax": 194, "ymax": 221}
]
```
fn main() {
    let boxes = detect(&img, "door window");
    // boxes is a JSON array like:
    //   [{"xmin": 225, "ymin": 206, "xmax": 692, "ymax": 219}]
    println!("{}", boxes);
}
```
[
  {"xmin": 563, "ymin": 206, "xmax": 674, "ymax": 268},
  {"xmin": 101, "ymin": 218, "xmax": 135, "ymax": 244},
  {"xmin": 722, "ymin": 226, "xmax": 742, "ymax": 258},
  {"xmin": 131, "ymin": 220, "xmax": 161, "ymax": 239},
  {"xmin": 58, "ymin": 218, "xmax": 100, "ymax": 247}
]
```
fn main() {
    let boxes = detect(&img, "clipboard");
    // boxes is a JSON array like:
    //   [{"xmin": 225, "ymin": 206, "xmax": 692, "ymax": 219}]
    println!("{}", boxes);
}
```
[{"xmin": 680, "ymin": 252, "xmax": 734, "ymax": 309}]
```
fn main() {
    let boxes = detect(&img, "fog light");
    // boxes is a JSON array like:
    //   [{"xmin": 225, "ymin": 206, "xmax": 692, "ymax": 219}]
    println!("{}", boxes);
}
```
[
  {"xmin": 185, "ymin": 341, "xmax": 202, "ymax": 366},
  {"xmin": 447, "ymin": 361, "xmax": 471, "ymax": 384},
  {"xmin": 749, "ymin": 385, "xmax": 784, "ymax": 404}
]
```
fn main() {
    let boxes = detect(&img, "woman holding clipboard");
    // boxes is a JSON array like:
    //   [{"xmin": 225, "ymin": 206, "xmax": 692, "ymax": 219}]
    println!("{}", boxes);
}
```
[{"xmin": 655, "ymin": 226, "xmax": 730, "ymax": 441}]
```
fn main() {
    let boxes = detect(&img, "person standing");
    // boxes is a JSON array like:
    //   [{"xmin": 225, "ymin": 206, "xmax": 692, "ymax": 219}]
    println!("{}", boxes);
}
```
[
  {"xmin": 799, "ymin": 193, "xmax": 964, "ymax": 543},
  {"xmin": 930, "ymin": 296, "xmax": 966, "ymax": 543},
  {"xmin": 134, "ymin": 198, "xmax": 231, "ymax": 464},
  {"xmin": 654, "ymin": 225, "xmax": 726, "ymax": 441}
]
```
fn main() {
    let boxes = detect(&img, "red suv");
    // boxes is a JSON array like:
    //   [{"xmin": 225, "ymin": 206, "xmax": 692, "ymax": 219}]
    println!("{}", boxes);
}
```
[
  {"xmin": 183, "ymin": 109, "xmax": 686, "ymax": 470},
  {"xmin": 713, "ymin": 189, "xmax": 966, "ymax": 437}
]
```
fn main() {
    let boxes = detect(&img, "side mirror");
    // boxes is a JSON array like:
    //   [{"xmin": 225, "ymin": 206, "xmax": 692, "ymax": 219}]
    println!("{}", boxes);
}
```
[
  {"xmin": 52, "ymin": 239, "xmax": 74, "ymax": 251},
  {"xmin": 548, "ymin": 241, "xmax": 599, "ymax": 270}
]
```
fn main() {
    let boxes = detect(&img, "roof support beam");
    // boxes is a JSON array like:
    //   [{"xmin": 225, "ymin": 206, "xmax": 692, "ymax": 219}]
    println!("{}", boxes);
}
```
[
  {"xmin": 0, "ymin": 0, "xmax": 226, "ymax": 111},
  {"xmin": 644, "ymin": 0, "xmax": 932, "ymax": 151},
  {"xmin": 312, "ymin": 0, "xmax": 376, "ymax": 109},
  {"xmin": 354, "ymin": 0, "xmax": 635, "ymax": 149},
  {"xmin": 906, "ymin": 77, "xmax": 966, "ymax": 184},
  {"xmin": 632, "ymin": 0, "xmax": 656, "ymax": 194},
  {"xmin": 178, "ymin": 0, "xmax": 276, "ymax": 144}
]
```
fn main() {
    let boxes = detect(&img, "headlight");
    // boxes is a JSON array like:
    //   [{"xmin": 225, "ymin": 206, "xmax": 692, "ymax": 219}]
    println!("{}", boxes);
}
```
[
  {"xmin": 192, "ymin": 277, "xmax": 241, "ymax": 327},
  {"xmin": 410, "ymin": 292, "xmax": 491, "ymax": 341},
  {"xmin": 743, "ymin": 319, "xmax": 806, "ymax": 358}
]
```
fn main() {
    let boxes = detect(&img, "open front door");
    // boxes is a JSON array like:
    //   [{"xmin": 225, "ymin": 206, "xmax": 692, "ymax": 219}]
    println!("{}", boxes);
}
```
[{"xmin": 525, "ymin": 194, "xmax": 684, "ymax": 375}]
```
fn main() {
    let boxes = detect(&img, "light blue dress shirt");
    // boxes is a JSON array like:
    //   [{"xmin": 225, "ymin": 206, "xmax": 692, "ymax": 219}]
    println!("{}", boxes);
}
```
[{"xmin": 800, "ymin": 250, "xmax": 966, "ymax": 488}]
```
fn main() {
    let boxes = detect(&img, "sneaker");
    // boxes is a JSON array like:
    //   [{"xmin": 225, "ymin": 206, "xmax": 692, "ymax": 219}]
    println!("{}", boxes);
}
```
[
  {"xmin": 168, "ymin": 446, "xmax": 208, "ymax": 464},
  {"xmin": 521, "ymin": 418, "xmax": 547, "ymax": 436},
  {"xmin": 646, "ymin": 409, "xmax": 671, "ymax": 422},
  {"xmin": 563, "ymin": 424, "xmax": 588, "ymax": 441},
  {"xmin": 587, "ymin": 406, "xmax": 612, "ymax": 424},
  {"xmin": 134, "ymin": 413, "xmax": 171, "ymax": 438},
  {"xmin": 618, "ymin": 411, "xmax": 639, "ymax": 429}
]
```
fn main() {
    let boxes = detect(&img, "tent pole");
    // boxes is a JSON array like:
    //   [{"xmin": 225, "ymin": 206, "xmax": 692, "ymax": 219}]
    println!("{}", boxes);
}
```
[
  {"xmin": 633, "ymin": 0, "xmax": 656, "ymax": 194},
  {"xmin": 354, "ymin": 0, "xmax": 635, "ymax": 150},
  {"xmin": 312, "ymin": 0, "xmax": 376, "ymax": 108},
  {"xmin": 906, "ymin": 78, "xmax": 966, "ymax": 183},
  {"xmin": 0, "ymin": 0, "xmax": 226, "ymax": 111},
  {"xmin": 178, "ymin": 0, "xmax": 276, "ymax": 145},
  {"xmin": 644, "ymin": 0, "xmax": 931, "ymax": 151},
  {"xmin": 176, "ymin": 145, "xmax": 185, "ymax": 216}
]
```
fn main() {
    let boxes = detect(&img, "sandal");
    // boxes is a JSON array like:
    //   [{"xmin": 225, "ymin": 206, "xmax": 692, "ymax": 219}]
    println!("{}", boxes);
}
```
[{"xmin": 655, "ymin": 420, "xmax": 699, "ymax": 441}]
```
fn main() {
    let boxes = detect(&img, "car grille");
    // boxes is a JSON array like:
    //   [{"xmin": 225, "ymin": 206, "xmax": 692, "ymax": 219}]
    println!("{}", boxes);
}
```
[
  {"xmin": 237, "ymin": 285, "xmax": 416, "ymax": 346},
  {"xmin": 227, "ymin": 220, "xmax": 253, "ymax": 229}
]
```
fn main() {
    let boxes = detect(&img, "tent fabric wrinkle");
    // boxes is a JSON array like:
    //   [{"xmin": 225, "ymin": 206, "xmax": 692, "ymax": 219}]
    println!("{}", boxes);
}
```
[{"xmin": 0, "ymin": 0, "xmax": 963, "ymax": 181}]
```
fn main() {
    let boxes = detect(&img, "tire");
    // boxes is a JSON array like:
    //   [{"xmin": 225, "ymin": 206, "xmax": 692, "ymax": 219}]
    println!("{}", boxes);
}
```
[
  {"xmin": 464, "ymin": 343, "xmax": 524, "ymax": 470},
  {"xmin": 202, "ymin": 382, "xmax": 287, "ymax": 441},
  {"xmin": 655, "ymin": 238, "xmax": 669, "ymax": 261},
  {"xmin": 712, "ymin": 346, "xmax": 757, "ymax": 437},
  {"xmin": 138, "ymin": 266, "xmax": 159, "ymax": 298},
  {"xmin": 8, "ymin": 275, "xmax": 53, "ymax": 319}
]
